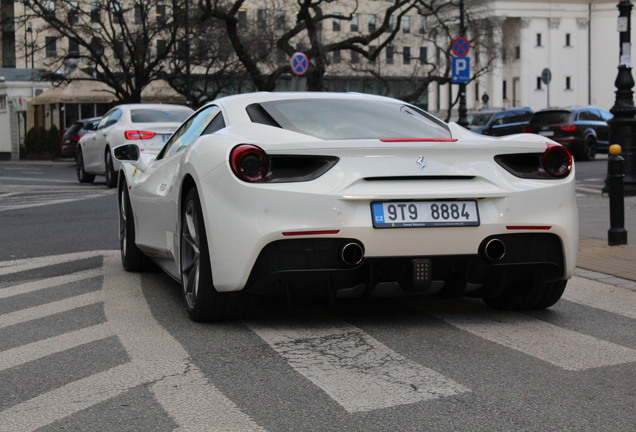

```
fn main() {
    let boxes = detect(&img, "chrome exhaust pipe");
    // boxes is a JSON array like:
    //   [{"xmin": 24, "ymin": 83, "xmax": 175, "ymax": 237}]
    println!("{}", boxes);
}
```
[
  {"xmin": 340, "ymin": 242, "xmax": 365, "ymax": 266},
  {"xmin": 483, "ymin": 238, "xmax": 506, "ymax": 262}
]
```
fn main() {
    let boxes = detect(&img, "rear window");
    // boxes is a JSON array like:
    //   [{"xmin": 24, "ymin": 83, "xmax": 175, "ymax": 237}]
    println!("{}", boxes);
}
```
[
  {"xmin": 530, "ymin": 111, "xmax": 572, "ymax": 126},
  {"xmin": 467, "ymin": 112, "xmax": 494, "ymax": 126},
  {"xmin": 130, "ymin": 108, "xmax": 192, "ymax": 123},
  {"xmin": 249, "ymin": 98, "xmax": 451, "ymax": 140}
]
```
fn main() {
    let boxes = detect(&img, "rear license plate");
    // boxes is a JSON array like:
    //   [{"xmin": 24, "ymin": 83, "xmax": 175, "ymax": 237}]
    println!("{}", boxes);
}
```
[
  {"xmin": 539, "ymin": 130, "xmax": 554, "ymax": 137},
  {"xmin": 371, "ymin": 201, "xmax": 480, "ymax": 228}
]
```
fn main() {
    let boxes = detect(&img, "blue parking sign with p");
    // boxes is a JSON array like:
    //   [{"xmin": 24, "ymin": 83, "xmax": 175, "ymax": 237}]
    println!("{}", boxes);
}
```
[{"xmin": 451, "ymin": 57, "xmax": 470, "ymax": 83}]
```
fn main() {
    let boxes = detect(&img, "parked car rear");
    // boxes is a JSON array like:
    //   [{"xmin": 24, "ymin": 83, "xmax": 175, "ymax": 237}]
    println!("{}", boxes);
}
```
[
  {"xmin": 466, "ymin": 107, "xmax": 533, "ymax": 136},
  {"xmin": 524, "ymin": 106, "xmax": 613, "ymax": 161},
  {"xmin": 61, "ymin": 117, "xmax": 101, "ymax": 158}
]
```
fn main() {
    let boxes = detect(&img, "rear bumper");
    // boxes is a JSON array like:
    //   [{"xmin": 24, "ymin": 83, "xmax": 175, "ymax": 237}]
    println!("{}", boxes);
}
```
[{"xmin": 243, "ymin": 233, "xmax": 566, "ymax": 299}]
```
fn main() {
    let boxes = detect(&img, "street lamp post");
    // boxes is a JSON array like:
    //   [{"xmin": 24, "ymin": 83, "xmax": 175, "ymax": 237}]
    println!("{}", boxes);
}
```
[
  {"xmin": 184, "ymin": 0, "xmax": 192, "ymax": 107},
  {"xmin": 609, "ymin": 0, "xmax": 636, "ymax": 196},
  {"xmin": 457, "ymin": 0, "xmax": 468, "ymax": 127}
]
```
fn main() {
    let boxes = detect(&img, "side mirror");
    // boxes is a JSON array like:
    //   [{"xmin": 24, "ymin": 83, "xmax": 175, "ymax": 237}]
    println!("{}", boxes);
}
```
[
  {"xmin": 114, "ymin": 144, "xmax": 140, "ymax": 162},
  {"xmin": 113, "ymin": 144, "xmax": 148, "ymax": 172}
]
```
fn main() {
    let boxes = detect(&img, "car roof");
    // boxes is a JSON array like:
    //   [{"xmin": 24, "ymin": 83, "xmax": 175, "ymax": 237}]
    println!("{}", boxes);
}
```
[
  {"xmin": 211, "ymin": 91, "xmax": 399, "ymax": 107},
  {"xmin": 537, "ymin": 106, "xmax": 605, "ymax": 113},
  {"xmin": 468, "ymin": 107, "xmax": 532, "ymax": 114}
]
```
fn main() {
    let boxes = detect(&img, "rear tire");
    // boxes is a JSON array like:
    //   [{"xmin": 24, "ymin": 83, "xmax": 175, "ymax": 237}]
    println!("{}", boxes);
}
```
[
  {"xmin": 119, "ymin": 178, "xmax": 148, "ymax": 271},
  {"xmin": 180, "ymin": 188, "xmax": 252, "ymax": 321},
  {"xmin": 76, "ymin": 149, "xmax": 95, "ymax": 184},
  {"xmin": 105, "ymin": 149, "xmax": 117, "ymax": 188},
  {"xmin": 483, "ymin": 277, "xmax": 567, "ymax": 310}
]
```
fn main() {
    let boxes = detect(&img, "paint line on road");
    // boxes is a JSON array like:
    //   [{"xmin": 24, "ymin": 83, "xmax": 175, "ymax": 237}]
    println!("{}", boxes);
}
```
[
  {"xmin": 0, "ymin": 253, "xmax": 266, "ymax": 431},
  {"xmin": 0, "ymin": 268, "xmax": 104, "ymax": 299},
  {"xmin": 0, "ymin": 323, "xmax": 115, "ymax": 372},
  {"xmin": 0, "ymin": 292, "xmax": 101, "ymax": 329},
  {"xmin": 564, "ymin": 276, "xmax": 636, "ymax": 320},
  {"xmin": 248, "ymin": 312, "xmax": 470, "ymax": 413},
  {"xmin": 0, "ymin": 250, "xmax": 117, "ymax": 276},
  {"xmin": 411, "ymin": 300, "xmax": 636, "ymax": 371}
]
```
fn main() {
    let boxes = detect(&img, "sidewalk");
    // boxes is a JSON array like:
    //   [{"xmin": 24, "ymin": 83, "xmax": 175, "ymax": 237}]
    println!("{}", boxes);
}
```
[{"xmin": 576, "ymin": 194, "xmax": 636, "ymax": 285}]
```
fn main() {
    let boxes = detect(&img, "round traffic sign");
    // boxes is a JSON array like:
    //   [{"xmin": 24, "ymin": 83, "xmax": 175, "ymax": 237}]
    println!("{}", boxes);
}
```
[
  {"xmin": 291, "ymin": 52, "xmax": 309, "ymax": 76},
  {"xmin": 451, "ymin": 37, "xmax": 470, "ymax": 57},
  {"xmin": 541, "ymin": 68, "xmax": 552, "ymax": 85}
]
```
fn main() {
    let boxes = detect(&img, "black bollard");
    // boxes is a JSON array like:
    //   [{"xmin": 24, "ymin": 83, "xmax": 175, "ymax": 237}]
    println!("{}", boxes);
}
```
[{"xmin": 608, "ymin": 144, "xmax": 628, "ymax": 245}]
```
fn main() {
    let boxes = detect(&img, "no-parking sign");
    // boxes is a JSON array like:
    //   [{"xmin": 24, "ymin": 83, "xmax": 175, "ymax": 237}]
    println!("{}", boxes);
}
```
[{"xmin": 291, "ymin": 52, "xmax": 309, "ymax": 76}]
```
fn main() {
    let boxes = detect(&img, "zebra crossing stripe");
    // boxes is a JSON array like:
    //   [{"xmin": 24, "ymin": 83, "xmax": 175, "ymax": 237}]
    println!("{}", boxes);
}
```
[
  {"xmin": 0, "ymin": 292, "xmax": 100, "ymax": 329},
  {"xmin": 248, "ymin": 311, "xmax": 470, "ymax": 413},
  {"xmin": 0, "ymin": 250, "xmax": 117, "ymax": 276},
  {"xmin": 564, "ymin": 277, "xmax": 636, "ymax": 319},
  {"xmin": 412, "ymin": 299, "xmax": 636, "ymax": 371},
  {"xmin": 0, "ymin": 254, "xmax": 266, "ymax": 432},
  {"xmin": 0, "ymin": 268, "xmax": 103, "ymax": 299},
  {"xmin": 0, "ymin": 323, "xmax": 115, "ymax": 372}
]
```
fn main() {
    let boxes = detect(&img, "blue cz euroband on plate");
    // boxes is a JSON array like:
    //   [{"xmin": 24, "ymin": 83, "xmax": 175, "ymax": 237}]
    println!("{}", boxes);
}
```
[{"xmin": 371, "ymin": 201, "xmax": 480, "ymax": 228}]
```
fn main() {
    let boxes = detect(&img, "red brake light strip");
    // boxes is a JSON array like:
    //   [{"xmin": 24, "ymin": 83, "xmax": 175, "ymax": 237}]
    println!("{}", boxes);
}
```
[{"xmin": 380, "ymin": 138, "xmax": 458, "ymax": 143}]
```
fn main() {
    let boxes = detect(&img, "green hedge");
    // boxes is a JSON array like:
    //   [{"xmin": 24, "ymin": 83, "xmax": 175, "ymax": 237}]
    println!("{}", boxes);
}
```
[{"xmin": 25, "ymin": 125, "xmax": 60, "ymax": 157}]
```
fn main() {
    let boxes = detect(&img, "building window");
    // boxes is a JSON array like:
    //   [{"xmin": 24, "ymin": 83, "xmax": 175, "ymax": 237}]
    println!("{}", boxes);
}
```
[
  {"xmin": 368, "ymin": 14, "xmax": 376, "ymax": 32},
  {"xmin": 68, "ymin": 38, "xmax": 80, "ymax": 57},
  {"xmin": 156, "ymin": 4, "xmax": 166, "ymax": 25},
  {"xmin": 351, "ymin": 14, "xmax": 359, "ymax": 32},
  {"xmin": 238, "ymin": 9, "xmax": 247, "ymax": 27},
  {"xmin": 43, "ymin": 0, "xmax": 55, "ymax": 13},
  {"xmin": 536, "ymin": 33, "xmax": 542, "ymax": 47},
  {"xmin": 45, "ymin": 37, "xmax": 57, "ymax": 58},
  {"xmin": 276, "ymin": 10, "xmax": 285, "ymax": 30},
  {"xmin": 157, "ymin": 39, "xmax": 167, "ymax": 56},
  {"xmin": 386, "ymin": 46, "xmax": 393, "ymax": 64},
  {"xmin": 419, "ymin": 16, "xmax": 427, "ymax": 34},
  {"xmin": 536, "ymin": 77, "xmax": 542, "ymax": 90},
  {"xmin": 403, "ymin": 46, "xmax": 411, "ymax": 65},
  {"xmin": 565, "ymin": 33, "xmax": 571, "ymax": 47},
  {"xmin": 257, "ymin": 9, "xmax": 267, "ymax": 28},
  {"xmin": 351, "ymin": 50, "xmax": 359, "ymax": 64},
  {"xmin": 385, "ymin": 15, "xmax": 395, "ymax": 33},
  {"xmin": 565, "ymin": 76, "xmax": 572, "ymax": 90},
  {"xmin": 134, "ymin": 4, "xmax": 144, "ymax": 24},
  {"xmin": 515, "ymin": 46, "xmax": 520, "ymax": 59},
  {"xmin": 332, "ymin": 12, "xmax": 341, "ymax": 32},
  {"xmin": 90, "ymin": 2, "xmax": 101, "ymax": 23},
  {"xmin": 114, "ymin": 38, "xmax": 125, "ymax": 58},
  {"xmin": 503, "ymin": 80, "xmax": 507, "ymax": 100},
  {"xmin": 402, "ymin": 16, "xmax": 410, "ymax": 33},
  {"xmin": 333, "ymin": 50, "xmax": 341, "ymax": 64},
  {"xmin": 419, "ymin": 46, "xmax": 428, "ymax": 65},
  {"xmin": 68, "ymin": 1, "xmax": 79, "ymax": 24},
  {"xmin": 369, "ymin": 45, "xmax": 377, "ymax": 63}
]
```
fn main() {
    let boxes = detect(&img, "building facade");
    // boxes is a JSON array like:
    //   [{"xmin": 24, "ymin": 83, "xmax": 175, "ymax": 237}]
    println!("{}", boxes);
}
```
[{"xmin": 0, "ymin": 0, "xmax": 634, "ymax": 159}]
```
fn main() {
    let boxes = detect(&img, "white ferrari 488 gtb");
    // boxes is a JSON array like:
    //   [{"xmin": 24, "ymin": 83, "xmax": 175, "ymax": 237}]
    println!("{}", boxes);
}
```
[{"xmin": 114, "ymin": 92, "xmax": 578, "ymax": 321}]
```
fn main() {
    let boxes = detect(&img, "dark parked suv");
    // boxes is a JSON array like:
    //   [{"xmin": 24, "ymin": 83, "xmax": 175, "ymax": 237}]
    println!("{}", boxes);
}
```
[
  {"xmin": 524, "ymin": 106, "xmax": 612, "ymax": 161},
  {"xmin": 466, "ymin": 107, "xmax": 533, "ymax": 136},
  {"xmin": 61, "ymin": 117, "xmax": 101, "ymax": 158}
]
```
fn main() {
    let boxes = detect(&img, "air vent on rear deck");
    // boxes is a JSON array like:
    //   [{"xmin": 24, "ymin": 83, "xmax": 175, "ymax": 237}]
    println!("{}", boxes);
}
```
[{"xmin": 364, "ymin": 176, "xmax": 475, "ymax": 181}]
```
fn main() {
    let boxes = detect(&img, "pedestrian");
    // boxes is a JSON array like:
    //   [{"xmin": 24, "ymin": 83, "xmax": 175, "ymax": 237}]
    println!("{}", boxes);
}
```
[{"xmin": 481, "ymin": 92, "xmax": 489, "ymax": 110}]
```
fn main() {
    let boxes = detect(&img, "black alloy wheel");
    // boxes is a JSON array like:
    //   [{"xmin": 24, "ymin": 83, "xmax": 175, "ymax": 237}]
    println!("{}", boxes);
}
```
[
  {"xmin": 105, "ymin": 149, "xmax": 117, "ymax": 188},
  {"xmin": 119, "ymin": 178, "xmax": 147, "ymax": 271},
  {"xmin": 579, "ymin": 136, "xmax": 597, "ymax": 161},
  {"xmin": 180, "ymin": 188, "xmax": 252, "ymax": 321},
  {"xmin": 76, "ymin": 149, "xmax": 95, "ymax": 183}
]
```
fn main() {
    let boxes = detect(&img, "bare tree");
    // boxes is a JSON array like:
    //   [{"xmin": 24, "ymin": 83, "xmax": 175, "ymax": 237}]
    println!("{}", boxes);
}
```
[
  {"xmin": 196, "ymin": 0, "xmax": 419, "ymax": 91},
  {"xmin": 18, "ymin": 0, "xmax": 185, "ymax": 103}
]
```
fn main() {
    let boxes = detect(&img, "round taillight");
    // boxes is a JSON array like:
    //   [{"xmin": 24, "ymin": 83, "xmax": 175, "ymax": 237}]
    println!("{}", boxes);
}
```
[
  {"xmin": 230, "ymin": 144, "xmax": 270, "ymax": 182},
  {"xmin": 541, "ymin": 144, "xmax": 572, "ymax": 178}
]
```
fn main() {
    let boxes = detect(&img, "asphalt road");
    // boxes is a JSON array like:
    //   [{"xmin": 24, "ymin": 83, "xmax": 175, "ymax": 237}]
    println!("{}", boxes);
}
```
[{"xmin": 0, "ymin": 160, "xmax": 634, "ymax": 432}]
